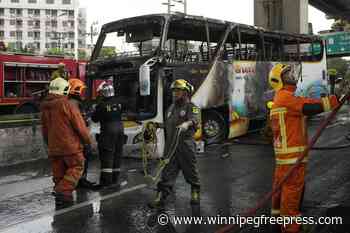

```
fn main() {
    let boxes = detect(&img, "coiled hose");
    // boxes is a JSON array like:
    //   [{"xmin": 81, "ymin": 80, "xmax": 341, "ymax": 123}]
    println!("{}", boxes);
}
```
[{"xmin": 141, "ymin": 122, "xmax": 182, "ymax": 185}]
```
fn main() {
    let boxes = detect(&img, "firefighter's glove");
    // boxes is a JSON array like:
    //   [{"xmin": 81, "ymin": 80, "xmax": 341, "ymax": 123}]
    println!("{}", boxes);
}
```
[
  {"xmin": 177, "ymin": 121, "xmax": 192, "ymax": 132},
  {"xmin": 160, "ymin": 158, "xmax": 170, "ymax": 167}
]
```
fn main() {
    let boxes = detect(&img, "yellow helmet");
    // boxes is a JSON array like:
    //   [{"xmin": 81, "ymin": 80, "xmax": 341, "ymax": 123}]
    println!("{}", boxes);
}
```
[
  {"xmin": 49, "ymin": 77, "xmax": 70, "ymax": 95},
  {"xmin": 266, "ymin": 101, "xmax": 274, "ymax": 109},
  {"xmin": 170, "ymin": 79, "xmax": 194, "ymax": 94},
  {"xmin": 268, "ymin": 63, "xmax": 291, "ymax": 91}
]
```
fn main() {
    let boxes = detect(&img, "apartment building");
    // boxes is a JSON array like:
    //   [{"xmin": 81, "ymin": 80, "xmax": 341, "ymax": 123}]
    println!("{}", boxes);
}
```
[{"xmin": 0, "ymin": 0, "xmax": 86, "ymax": 54}]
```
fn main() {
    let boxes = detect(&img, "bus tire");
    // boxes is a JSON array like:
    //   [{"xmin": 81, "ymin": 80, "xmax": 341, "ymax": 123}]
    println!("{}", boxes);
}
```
[
  {"xmin": 202, "ymin": 110, "xmax": 227, "ymax": 145},
  {"xmin": 14, "ymin": 103, "xmax": 39, "ymax": 114}
]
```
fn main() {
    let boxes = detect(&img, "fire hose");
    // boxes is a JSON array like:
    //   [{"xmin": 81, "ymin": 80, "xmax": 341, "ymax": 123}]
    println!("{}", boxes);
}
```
[
  {"xmin": 215, "ymin": 93, "xmax": 350, "ymax": 233},
  {"xmin": 141, "ymin": 122, "xmax": 182, "ymax": 185}
]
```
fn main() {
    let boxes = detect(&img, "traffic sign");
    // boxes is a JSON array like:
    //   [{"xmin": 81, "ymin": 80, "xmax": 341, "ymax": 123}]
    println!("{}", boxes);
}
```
[{"xmin": 319, "ymin": 31, "xmax": 350, "ymax": 56}]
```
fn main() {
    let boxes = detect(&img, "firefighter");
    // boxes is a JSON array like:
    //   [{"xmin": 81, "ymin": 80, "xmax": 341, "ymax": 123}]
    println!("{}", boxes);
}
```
[
  {"xmin": 40, "ymin": 77, "xmax": 92, "ymax": 207},
  {"xmin": 68, "ymin": 78, "xmax": 96, "ymax": 189},
  {"xmin": 51, "ymin": 63, "xmax": 67, "ymax": 80},
  {"xmin": 269, "ymin": 64, "xmax": 338, "ymax": 233},
  {"xmin": 149, "ymin": 79, "xmax": 201, "ymax": 209},
  {"xmin": 91, "ymin": 82, "xmax": 124, "ymax": 188}
]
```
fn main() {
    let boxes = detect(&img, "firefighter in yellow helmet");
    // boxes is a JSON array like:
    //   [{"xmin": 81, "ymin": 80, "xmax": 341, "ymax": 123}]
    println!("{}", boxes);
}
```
[
  {"xmin": 149, "ymin": 79, "xmax": 201, "ymax": 209},
  {"xmin": 51, "ymin": 62, "xmax": 67, "ymax": 80},
  {"xmin": 40, "ymin": 77, "xmax": 92, "ymax": 208},
  {"xmin": 269, "ymin": 63, "xmax": 338, "ymax": 233}
]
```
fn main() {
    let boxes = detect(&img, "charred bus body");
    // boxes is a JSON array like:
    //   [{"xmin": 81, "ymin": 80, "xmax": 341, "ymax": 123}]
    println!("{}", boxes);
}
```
[{"xmin": 87, "ymin": 14, "xmax": 328, "ymax": 157}]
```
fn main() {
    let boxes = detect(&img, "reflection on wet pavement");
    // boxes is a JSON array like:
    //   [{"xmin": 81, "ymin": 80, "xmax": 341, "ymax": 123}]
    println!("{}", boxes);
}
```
[{"xmin": 1, "ymin": 109, "xmax": 350, "ymax": 233}]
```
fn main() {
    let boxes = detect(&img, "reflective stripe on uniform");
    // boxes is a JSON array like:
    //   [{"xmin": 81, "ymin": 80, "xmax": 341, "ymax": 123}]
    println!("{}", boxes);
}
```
[
  {"xmin": 321, "ymin": 97, "xmax": 331, "ymax": 112},
  {"xmin": 270, "ymin": 107, "xmax": 287, "ymax": 116},
  {"xmin": 276, "ymin": 157, "xmax": 308, "ymax": 165},
  {"xmin": 101, "ymin": 168, "xmax": 113, "ymax": 173},
  {"xmin": 271, "ymin": 209, "xmax": 280, "ymax": 215},
  {"xmin": 272, "ymin": 107, "xmax": 307, "ymax": 158},
  {"xmin": 63, "ymin": 175, "xmax": 77, "ymax": 184},
  {"xmin": 113, "ymin": 168, "xmax": 121, "ymax": 172},
  {"xmin": 279, "ymin": 111, "xmax": 288, "ymax": 149},
  {"xmin": 275, "ymin": 146, "xmax": 306, "ymax": 154}
]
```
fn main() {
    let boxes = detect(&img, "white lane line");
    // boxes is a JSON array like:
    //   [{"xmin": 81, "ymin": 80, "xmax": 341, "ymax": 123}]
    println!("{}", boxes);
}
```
[{"xmin": 0, "ymin": 184, "xmax": 147, "ymax": 232}]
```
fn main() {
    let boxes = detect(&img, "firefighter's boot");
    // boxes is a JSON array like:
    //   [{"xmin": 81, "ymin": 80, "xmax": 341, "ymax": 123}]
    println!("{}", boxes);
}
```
[
  {"xmin": 55, "ymin": 193, "xmax": 73, "ymax": 209},
  {"xmin": 190, "ymin": 187, "xmax": 200, "ymax": 205},
  {"xmin": 148, "ymin": 192, "xmax": 167, "ymax": 209}
]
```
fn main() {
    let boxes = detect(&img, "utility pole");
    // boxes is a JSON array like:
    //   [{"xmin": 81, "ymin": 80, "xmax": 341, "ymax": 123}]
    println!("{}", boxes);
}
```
[
  {"xmin": 162, "ymin": 0, "xmax": 187, "ymax": 14},
  {"xmin": 162, "ymin": 0, "xmax": 174, "ymax": 13},
  {"xmin": 85, "ymin": 21, "xmax": 98, "ymax": 54},
  {"xmin": 173, "ymin": 0, "xmax": 187, "ymax": 14}
]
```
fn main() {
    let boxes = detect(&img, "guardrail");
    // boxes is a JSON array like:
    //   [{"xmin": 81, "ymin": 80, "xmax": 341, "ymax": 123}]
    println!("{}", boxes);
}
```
[
  {"xmin": 0, "ymin": 113, "xmax": 40, "ymax": 128},
  {"xmin": 0, "ymin": 113, "xmax": 45, "ymax": 167}
]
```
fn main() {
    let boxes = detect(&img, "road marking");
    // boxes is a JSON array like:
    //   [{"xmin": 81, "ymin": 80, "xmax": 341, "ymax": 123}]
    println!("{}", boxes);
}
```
[{"xmin": 0, "ymin": 184, "xmax": 147, "ymax": 232}]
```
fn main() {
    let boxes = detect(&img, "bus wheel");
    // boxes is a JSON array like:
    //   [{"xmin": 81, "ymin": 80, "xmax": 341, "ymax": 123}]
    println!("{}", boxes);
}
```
[
  {"xmin": 14, "ymin": 104, "xmax": 39, "ymax": 114},
  {"xmin": 202, "ymin": 110, "xmax": 227, "ymax": 145}
]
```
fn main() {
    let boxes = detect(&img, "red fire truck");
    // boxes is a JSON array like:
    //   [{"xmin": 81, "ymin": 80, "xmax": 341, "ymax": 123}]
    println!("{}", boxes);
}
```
[{"xmin": 0, "ymin": 52, "xmax": 87, "ymax": 114}]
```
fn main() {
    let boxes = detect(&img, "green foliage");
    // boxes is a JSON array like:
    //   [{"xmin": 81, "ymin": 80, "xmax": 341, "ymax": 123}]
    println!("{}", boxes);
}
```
[
  {"xmin": 5, "ymin": 43, "xmax": 36, "ymax": 54},
  {"xmin": 6, "ymin": 42, "xmax": 17, "ymax": 52},
  {"xmin": 327, "ymin": 58, "xmax": 350, "ymax": 80},
  {"xmin": 78, "ymin": 49, "xmax": 89, "ymax": 60},
  {"xmin": 46, "ymin": 48, "xmax": 65, "ymax": 55},
  {"xmin": 99, "ymin": 47, "xmax": 116, "ymax": 58}
]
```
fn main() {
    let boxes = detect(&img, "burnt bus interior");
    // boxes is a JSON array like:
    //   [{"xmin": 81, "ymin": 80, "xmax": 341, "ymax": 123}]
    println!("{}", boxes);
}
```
[
  {"xmin": 161, "ymin": 15, "xmax": 324, "ymax": 141},
  {"xmin": 89, "ymin": 16, "xmax": 166, "ymax": 120},
  {"xmin": 89, "ymin": 14, "xmax": 323, "ymax": 124},
  {"xmin": 164, "ymin": 15, "xmax": 323, "ymax": 64},
  {"xmin": 114, "ymin": 72, "xmax": 157, "ymax": 120}
]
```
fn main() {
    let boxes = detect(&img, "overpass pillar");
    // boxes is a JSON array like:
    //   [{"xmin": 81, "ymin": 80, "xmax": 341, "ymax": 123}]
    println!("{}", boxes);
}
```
[{"xmin": 254, "ymin": 0, "xmax": 309, "ymax": 34}]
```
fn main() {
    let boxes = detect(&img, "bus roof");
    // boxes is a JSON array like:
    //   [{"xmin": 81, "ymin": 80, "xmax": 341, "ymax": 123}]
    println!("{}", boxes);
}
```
[{"xmin": 101, "ymin": 13, "xmax": 322, "ymax": 44}]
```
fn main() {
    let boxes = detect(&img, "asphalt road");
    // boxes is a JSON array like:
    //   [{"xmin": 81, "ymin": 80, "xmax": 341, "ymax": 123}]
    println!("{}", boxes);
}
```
[{"xmin": 1, "ymin": 108, "xmax": 350, "ymax": 233}]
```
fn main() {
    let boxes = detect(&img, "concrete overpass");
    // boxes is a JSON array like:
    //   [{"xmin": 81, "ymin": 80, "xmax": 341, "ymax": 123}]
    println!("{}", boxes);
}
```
[
  {"xmin": 255, "ymin": 0, "xmax": 350, "ymax": 34},
  {"xmin": 310, "ymin": 0, "xmax": 350, "ymax": 20}
]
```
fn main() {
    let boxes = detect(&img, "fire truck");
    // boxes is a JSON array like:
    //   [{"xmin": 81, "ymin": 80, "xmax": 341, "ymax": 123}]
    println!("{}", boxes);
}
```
[{"xmin": 0, "ymin": 52, "xmax": 87, "ymax": 114}]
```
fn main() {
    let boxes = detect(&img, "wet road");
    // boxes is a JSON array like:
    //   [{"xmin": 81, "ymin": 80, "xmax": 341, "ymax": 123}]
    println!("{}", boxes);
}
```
[{"xmin": 1, "ymin": 109, "xmax": 350, "ymax": 233}]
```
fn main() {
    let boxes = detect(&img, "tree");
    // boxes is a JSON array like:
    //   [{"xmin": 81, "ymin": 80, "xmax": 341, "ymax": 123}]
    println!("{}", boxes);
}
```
[
  {"xmin": 78, "ymin": 49, "xmax": 89, "ymax": 60},
  {"xmin": 327, "ymin": 58, "xmax": 350, "ymax": 80},
  {"xmin": 99, "ymin": 47, "xmax": 116, "ymax": 58},
  {"xmin": 331, "ymin": 19, "xmax": 350, "ymax": 32},
  {"xmin": 46, "ymin": 48, "xmax": 65, "ymax": 56}
]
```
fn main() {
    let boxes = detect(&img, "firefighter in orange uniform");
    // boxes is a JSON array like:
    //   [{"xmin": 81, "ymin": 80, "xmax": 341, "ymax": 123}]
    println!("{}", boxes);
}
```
[
  {"xmin": 269, "ymin": 64, "xmax": 338, "ymax": 233},
  {"xmin": 68, "ymin": 78, "xmax": 96, "ymax": 189},
  {"xmin": 41, "ymin": 77, "xmax": 92, "ymax": 207}
]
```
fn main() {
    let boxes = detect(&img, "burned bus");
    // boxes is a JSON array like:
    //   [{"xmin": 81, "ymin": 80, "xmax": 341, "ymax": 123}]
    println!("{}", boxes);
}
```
[{"xmin": 87, "ymin": 14, "xmax": 329, "ymax": 157}]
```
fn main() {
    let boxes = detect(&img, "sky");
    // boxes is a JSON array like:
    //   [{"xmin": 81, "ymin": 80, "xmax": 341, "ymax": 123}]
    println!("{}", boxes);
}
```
[{"xmin": 80, "ymin": 0, "xmax": 334, "ymax": 43}]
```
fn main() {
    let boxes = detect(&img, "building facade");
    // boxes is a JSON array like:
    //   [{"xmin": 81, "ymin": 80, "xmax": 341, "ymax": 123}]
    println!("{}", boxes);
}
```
[{"xmin": 0, "ymin": 0, "xmax": 86, "ymax": 55}]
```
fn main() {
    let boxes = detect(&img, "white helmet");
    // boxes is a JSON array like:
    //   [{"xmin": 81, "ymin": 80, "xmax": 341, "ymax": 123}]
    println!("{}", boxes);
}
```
[
  {"xmin": 49, "ymin": 77, "xmax": 70, "ymax": 95},
  {"xmin": 97, "ymin": 81, "xmax": 115, "ymax": 97}
]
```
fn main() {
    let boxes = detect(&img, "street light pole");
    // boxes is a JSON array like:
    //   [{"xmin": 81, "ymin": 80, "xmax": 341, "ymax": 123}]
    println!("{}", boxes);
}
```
[{"xmin": 74, "ymin": 1, "xmax": 78, "ymax": 60}]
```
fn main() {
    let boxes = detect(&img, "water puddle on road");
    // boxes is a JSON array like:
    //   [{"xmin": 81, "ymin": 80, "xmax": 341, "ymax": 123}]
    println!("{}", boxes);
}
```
[{"xmin": 1, "ymin": 216, "xmax": 54, "ymax": 233}]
